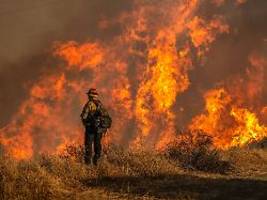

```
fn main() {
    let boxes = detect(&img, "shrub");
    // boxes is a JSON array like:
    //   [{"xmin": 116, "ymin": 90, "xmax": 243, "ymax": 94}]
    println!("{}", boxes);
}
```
[{"xmin": 166, "ymin": 130, "xmax": 231, "ymax": 173}]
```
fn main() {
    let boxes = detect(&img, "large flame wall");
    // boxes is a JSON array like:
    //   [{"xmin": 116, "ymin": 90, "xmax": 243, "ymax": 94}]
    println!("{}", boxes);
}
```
[{"xmin": 0, "ymin": 0, "xmax": 267, "ymax": 159}]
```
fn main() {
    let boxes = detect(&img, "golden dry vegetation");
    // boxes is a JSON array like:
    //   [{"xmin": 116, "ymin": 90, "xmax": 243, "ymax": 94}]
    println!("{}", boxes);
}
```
[{"xmin": 1, "ymin": 135, "xmax": 267, "ymax": 200}]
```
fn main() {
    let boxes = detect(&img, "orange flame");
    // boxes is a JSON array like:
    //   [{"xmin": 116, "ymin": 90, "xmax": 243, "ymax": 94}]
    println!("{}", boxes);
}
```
[
  {"xmin": 189, "ymin": 53, "xmax": 267, "ymax": 149},
  {"xmin": 1, "ymin": 0, "xmax": 259, "ymax": 159}
]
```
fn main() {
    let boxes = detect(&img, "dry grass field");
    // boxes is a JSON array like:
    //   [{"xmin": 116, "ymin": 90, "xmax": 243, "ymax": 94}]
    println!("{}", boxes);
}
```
[{"xmin": 1, "ymin": 136, "xmax": 267, "ymax": 200}]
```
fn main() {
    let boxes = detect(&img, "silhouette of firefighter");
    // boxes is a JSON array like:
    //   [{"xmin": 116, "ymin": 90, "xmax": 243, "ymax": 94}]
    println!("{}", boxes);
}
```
[{"xmin": 81, "ymin": 88, "xmax": 112, "ymax": 165}]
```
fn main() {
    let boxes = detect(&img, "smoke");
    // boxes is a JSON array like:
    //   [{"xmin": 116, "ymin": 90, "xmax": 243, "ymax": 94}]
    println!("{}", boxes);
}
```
[
  {"xmin": 0, "ymin": 0, "xmax": 133, "ymax": 127},
  {"xmin": 1, "ymin": 0, "xmax": 266, "ymax": 127},
  {"xmin": 0, "ymin": 0, "xmax": 267, "ymax": 157}
]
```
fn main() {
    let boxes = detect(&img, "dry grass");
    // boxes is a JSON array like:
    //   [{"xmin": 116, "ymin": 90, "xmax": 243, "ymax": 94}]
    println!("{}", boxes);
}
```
[
  {"xmin": 0, "ymin": 156, "xmax": 68, "ymax": 199},
  {"xmin": 0, "ymin": 142, "xmax": 267, "ymax": 200},
  {"xmin": 224, "ymin": 148, "xmax": 267, "ymax": 178}
]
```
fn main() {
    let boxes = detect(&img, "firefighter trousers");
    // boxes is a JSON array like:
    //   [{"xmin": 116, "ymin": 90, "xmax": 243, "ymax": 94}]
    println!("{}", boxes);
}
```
[{"xmin": 84, "ymin": 127, "xmax": 103, "ymax": 165}]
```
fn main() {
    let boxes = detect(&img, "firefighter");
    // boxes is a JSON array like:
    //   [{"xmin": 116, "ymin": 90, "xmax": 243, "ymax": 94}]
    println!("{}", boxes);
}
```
[{"xmin": 80, "ymin": 88, "xmax": 112, "ymax": 165}]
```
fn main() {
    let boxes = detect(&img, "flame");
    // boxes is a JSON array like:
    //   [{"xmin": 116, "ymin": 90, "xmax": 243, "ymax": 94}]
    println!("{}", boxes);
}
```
[
  {"xmin": 189, "ymin": 88, "xmax": 267, "ymax": 149},
  {"xmin": 230, "ymin": 107, "xmax": 267, "ymax": 146},
  {"xmin": 132, "ymin": 0, "xmax": 230, "ymax": 150},
  {"xmin": 189, "ymin": 53, "xmax": 267, "ymax": 149},
  {"xmin": 1, "ymin": 0, "xmax": 262, "ymax": 159},
  {"xmin": 187, "ymin": 16, "xmax": 229, "ymax": 56},
  {"xmin": 54, "ymin": 41, "xmax": 104, "ymax": 71}
]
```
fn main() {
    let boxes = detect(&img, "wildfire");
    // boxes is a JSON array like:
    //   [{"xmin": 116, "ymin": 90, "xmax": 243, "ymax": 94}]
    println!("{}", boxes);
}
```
[
  {"xmin": 230, "ymin": 107, "xmax": 267, "ymax": 146},
  {"xmin": 1, "ymin": 0, "xmax": 266, "ymax": 160},
  {"xmin": 189, "ymin": 53, "xmax": 267, "ymax": 149}
]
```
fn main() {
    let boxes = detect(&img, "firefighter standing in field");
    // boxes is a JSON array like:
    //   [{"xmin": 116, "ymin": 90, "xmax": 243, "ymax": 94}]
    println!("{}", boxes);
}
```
[{"xmin": 80, "ymin": 88, "xmax": 112, "ymax": 166}]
